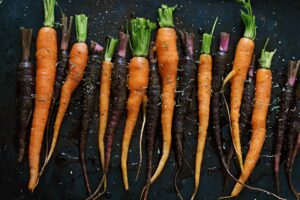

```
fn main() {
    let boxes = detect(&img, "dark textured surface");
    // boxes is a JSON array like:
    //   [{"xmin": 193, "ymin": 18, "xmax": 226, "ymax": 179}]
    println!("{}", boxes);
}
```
[{"xmin": 0, "ymin": 0, "xmax": 299, "ymax": 199}]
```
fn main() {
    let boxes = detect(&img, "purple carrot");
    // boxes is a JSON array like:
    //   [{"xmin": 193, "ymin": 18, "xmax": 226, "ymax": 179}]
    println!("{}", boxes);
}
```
[
  {"xmin": 274, "ymin": 60, "xmax": 300, "ymax": 194},
  {"xmin": 172, "ymin": 31, "xmax": 197, "ymax": 200},
  {"xmin": 285, "ymin": 80, "xmax": 300, "ymax": 199},
  {"xmin": 80, "ymin": 41, "xmax": 103, "ymax": 195},
  {"xmin": 17, "ymin": 27, "xmax": 35, "ymax": 162},
  {"xmin": 45, "ymin": 15, "xmax": 73, "ymax": 156},
  {"xmin": 140, "ymin": 42, "xmax": 162, "ymax": 200}
]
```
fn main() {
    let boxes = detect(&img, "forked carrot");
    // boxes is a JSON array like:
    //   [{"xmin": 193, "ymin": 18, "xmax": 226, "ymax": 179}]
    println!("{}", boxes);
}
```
[{"xmin": 28, "ymin": 0, "xmax": 57, "ymax": 192}]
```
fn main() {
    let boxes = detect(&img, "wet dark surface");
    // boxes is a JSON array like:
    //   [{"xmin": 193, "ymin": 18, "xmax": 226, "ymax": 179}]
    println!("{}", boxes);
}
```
[{"xmin": 0, "ymin": 0, "xmax": 300, "ymax": 199}]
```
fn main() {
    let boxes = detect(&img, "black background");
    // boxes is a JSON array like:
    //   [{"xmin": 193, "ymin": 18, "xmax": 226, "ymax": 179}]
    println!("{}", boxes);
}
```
[{"xmin": 0, "ymin": 0, "xmax": 299, "ymax": 199}]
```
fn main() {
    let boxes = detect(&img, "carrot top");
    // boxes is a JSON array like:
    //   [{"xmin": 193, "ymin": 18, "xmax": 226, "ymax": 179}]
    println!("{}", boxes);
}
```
[
  {"xmin": 158, "ymin": 4, "xmax": 177, "ymax": 28},
  {"xmin": 201, "ymin": 17, "xmax": 218, "ymax": 55},
  {"xmin": 237, "ymin": 0, "xmax": 256, "ymax": 40},
  {"xmin": 104, "ymin": 36, "xmax": 118, "ymax": 61},
  {"xmin": 129, "ymin": 17, "xmax": 156, "ymax": 57},
  {"xmin": 259, "ymin": 39, "xmax": 276, "ymax": 69},
  {"xmin": 75, "ymin": 14, "xmax": 88, "ymax": 43},
  {"xmin": 43, "ymin": 0, "xmax": 56, "ymax": 27}
]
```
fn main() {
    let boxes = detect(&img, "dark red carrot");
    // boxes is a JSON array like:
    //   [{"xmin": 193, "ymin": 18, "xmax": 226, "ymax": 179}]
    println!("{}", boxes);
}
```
[
  {"xmin": 284, "ymin": 66, "xmax": 300, "ymax": 199},
  {"xmin": 80, "ymin": 40, "xmax": 103, "ymax": 195},
  {"xmin": 274, "ymin": 61, "xmax": 300, "ymax": 194},
  {"xmin": 173, "ymin": 30, "xmax": 196, "ymax": 199},
  {"xmin": 104, "ymin": 31, "xmax": 129, "ymax": 178},
  {"xmin": 140, "ymin": 43, "xmax": 161, "ymax": 200},
  {"xmin": 291, "ymin": 82, "xmax": 300, "ymax": 166},
  {"xmin": 17, "ymin": 27, "xmax": 34, "ymax": 162},
  {"xmin": 210, "ymin": 32, "xmax": 230, "ymax": 184},
  {"xmin": 45, "ymin": 15, "xmax": 73, "ymax": 148}
]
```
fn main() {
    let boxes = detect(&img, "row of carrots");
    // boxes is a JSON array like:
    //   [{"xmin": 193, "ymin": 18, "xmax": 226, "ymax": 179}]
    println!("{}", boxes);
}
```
[{"xmin": 16, "ymin": 0, "xmax": 300, "ymax": 199}]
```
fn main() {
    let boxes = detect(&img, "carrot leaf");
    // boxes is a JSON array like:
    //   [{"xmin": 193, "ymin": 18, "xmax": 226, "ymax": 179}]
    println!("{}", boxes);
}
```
[
  {"xmin": 158, "ymin": 4, "xmax": 177, "ymax": 28},
  {"xmin": 104, "ymin": 37, "xmax": 118, "ymax": 61},
  {"xmin": 237, "ymin": 0, "xmax": 256, "ymax": 40},
  {"xmin": 201, "ymin": 17, "xmax": 218, "ymax": 55},
  {"xmin": 75, "ymin": 14, "xmax": 88, "ymax": 43},
  {"xmin": 43, "ymin": 0, "xmax": 56, "ymax": 27},
  {"xmin": 259, "ymin": 39, "xmax": 276, "ymax": 69},
  {"xmin": 130, "ymin": 17, "xmax": 156, "ymax": 57}
]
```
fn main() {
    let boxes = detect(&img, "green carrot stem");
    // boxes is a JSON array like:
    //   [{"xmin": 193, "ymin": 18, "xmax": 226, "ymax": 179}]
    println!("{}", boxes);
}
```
[
  {"xmin": 237, "ymin": 0, "xmax": 256, "ymax": 40},
  {"xmin": 201, "ymin": 17, "xmax": 218, "ymax": 55},
  {"xmin": 75, "ymin": 14, "xmax": 88, "ymax": 43},
  {"xmin": 259, "ymin": 38, "xmax": 276, "ymax": 69},
  {"xmin": 104, "ymin": 37, "xmax": 118, "ymax": 61},
  {"xmin": 130, "ymin": 17, "xmax": 156, "ymax": 57},
  {"xmin": 43, "ymin": 0, "xmax": 56, "ymax": 27},
  {"xmin": 158, "ymin": 4, "xmax": 177, "ymax": 28}
]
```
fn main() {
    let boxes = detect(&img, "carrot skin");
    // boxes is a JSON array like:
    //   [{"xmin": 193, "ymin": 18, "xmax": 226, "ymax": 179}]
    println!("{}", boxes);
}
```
[
  {"xmin": 80, "ymin": 53, "xmax": 101, "ymax": 195},
  {"xmin": 28, "ymin": 27, "xmax": 57, "ymax": 191},
  {"xmin": 121, "ymin": 57, "xmax": 149, "ymax": 190},
  {"xmin": 143, "ymin": 46, "xmax": 161, "ymax": 199},
  {"xmin": 104, "ymin": 55, "xmax": 127, "ymax": 172},
  {"xmin": 230, "ymin": 37, "xmax": 255, "ymax": 172},
  {"xmin": 231, "ymin": 68, "xmax": 272, "ymax": 196},
  {"xmin": 18, "ymin": 28, "xmax": 34, "ymax": 162},
  {"xmin": 291, "ymin": 82, "xmax": 300, "ymax": 167},
  {"xmin": 194, "ymin": 54, "xmax": 212, "ymax": 194},
  {"xmin": 151, "ymin": 27, "xmax": 178, "ymax": 184}
]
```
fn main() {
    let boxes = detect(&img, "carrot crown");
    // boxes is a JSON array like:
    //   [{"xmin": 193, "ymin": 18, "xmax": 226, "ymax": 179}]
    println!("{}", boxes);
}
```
[
  {"xmin": 43, "ymin": 0, "xmax": 56, "ymax": 27},
  {"xmin": 259, "ymin": 39, "xmax": 276, "ymax": 69},
  {"xmin": 104, "ymin": 36, "xmax": 118, "ymax": 61},
  {"xmin": 75, "ymin": 14, "xmax": 88, "ymax": 43},
  {"xmin": 158, "ymin": 4, "xmax": 177, "ymax": 28},
  {"xmin": 129, "ymin": 17, "xmax": 156, "ymax": 57},
  {"xmin": 201, "ymin": 17, "xmax": 218, "ymax": 55},
  {"xmin": 237, "ymin": 0, "xmax": 256, "ymax": 40}
]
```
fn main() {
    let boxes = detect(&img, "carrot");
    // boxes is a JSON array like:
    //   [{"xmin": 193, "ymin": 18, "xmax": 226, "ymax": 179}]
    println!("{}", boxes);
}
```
[
  {"xmin": 291, "ymin": 82, "xmax": 300, "ymax": 168},
  {"xmin": 140, "ymin": 43, "xmax": 161, "ymax": 200},
  {"xmin": 98, "ymin": 35, "xmax": 118, "ymax": 189},
  {"xmin": 17, "ymin": 27, "xmax": 34, "ymax": 162},
  {"xmin": 230, "ymin": 40, "xmax": 276, "ymax": 197},
  {"xmin": 210, "ymin": 32, "xmax": 230, "ymax": 187},
  {"xmin": 150, "ymin": 4, "xmax": 178, "ymax": 185},
  {"xmin": 173, "ymin": 30, "xmax": 196, "ymax": 200},
  {"xmin": 45, "ymin": 15, "xmax": 73, "ymax": 155},
  {"xmin": 121, "ymin": 17, "xmax": 156, "ymax": 190},
  {"xmin": 274, "ymin": 61, "xmax": 300, "ymax": 194},
  {"xmin": 42, "ymin": 14, "xmax": 89, "ymax": 174},
  {"xmin": 80, "ymin": 40, "xmax": 103, "ymax": 195},
  {"xmin": 28, "ymin": 0, "xmax": 57, "ymax": 192},
  {"xmin": 222, "ymin": 0, "xmax": 256, "ymax": 173},
  {"xmin": 191, "ymin": 17, "xmax": 218, "ymax": 200}
]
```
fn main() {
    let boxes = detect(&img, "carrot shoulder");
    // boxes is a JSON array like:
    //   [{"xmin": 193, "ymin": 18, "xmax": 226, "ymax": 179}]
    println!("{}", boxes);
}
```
[
  {"xmin": 44, "ymin": 14, "xmax": 88, "ymax": 169},
  {"xmin": 192, "ymin": 18, "xmax": 217, "ymax": 200},
  {"xmin": 28, "ymin": 0, "xmax": 57, "ymax": 192},
  {"xmin": 151, "ymin": 4, "xmax": 178, "ymax": 184},
  {"xmin": 121, "ymin": 17, "xmax": 155, "ymax": 190},
  {"xmin": 223, "ymin": 0, "xmax": 256, "ymax": 173},
  {"xmin": 231, "ymin": 40, "xmax": 275, "ymax": 196}
]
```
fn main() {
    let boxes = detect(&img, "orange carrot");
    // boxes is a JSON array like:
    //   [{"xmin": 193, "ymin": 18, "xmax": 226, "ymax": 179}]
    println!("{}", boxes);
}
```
[
  {"xmin": 222, "ymin": 0, "xmax": 256, "ymax": 173},
  {"xmin": 28, "ymin": 0, "xmax": 57, "ymax": 192},
  {"xmin": 121, "ymin": 17, "xmax": 155, "ymax": 190},
  {"xmin": 150, "ymin": 4, "xmax": 178, "ymax": 185},
  {"xmin": 42, "ymin": 14, "xmax": 88, "ymax": 173},
  {"xmin": 191, "ymin": 18, "xmax": 217, "ymax": 200},
  {"xmin": 231, "ymin": 40, "xmax": 276, "ymax": 197},
  {"xmin": 98, "ymin": 36, "xmax": 118, "ymax": 189}
]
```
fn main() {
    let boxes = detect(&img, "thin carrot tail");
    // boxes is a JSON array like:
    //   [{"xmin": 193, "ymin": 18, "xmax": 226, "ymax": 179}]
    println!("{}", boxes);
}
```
[
  {"xmin": 174, "ymin": 165, "xmax": 184, "ymax": 200},
  {"xmin": 221, "ymin": 70, "xmax": 237, "ymax": 92}
]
